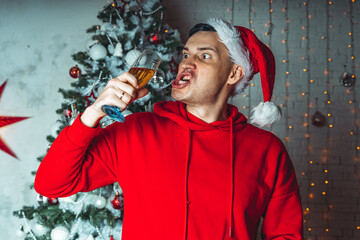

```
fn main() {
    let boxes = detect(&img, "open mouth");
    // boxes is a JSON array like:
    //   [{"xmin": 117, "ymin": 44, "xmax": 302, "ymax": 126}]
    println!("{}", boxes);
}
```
[{"xmin": 172, "ymin": 72, "xmax": 192, "ymax": 88}]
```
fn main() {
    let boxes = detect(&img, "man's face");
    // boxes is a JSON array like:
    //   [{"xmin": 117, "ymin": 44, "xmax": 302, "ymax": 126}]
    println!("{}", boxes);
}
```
[{"xmin": 171, "ymin": 31, "xmax": 233, "ymax": 106}]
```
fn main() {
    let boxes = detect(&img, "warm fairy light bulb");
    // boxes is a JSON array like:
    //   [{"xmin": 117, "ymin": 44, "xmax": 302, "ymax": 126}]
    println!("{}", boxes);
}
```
[
  {"xmin": 352, "ymin": 56, "xmax": 355, "ymax": 59},
  {"xmin": 227, "ymin": 8, "xmax": 230, "ymax": 12},
  {"xmin": 322, "ymin": 36, "xmax": 325, "ymax": 39},
  {"xmin": 327, "ymin": 100, "xmax": 331, "ymax": 104},
  {"xmin": 329, "ymin": 124, "xmax": 333, "ymax": 128},
  {"xmin": 286, "ymin": 71, "xmax": 290, "ymax": 75},
  {"xmin": 324, "ymin": 91, "xmax": 328, "ymax": 94},
  {"xmin": 325, "ymin": 180, "xmax": 329, "ymax": 184},
  {"xmin": 308, "ymin": 228, "xmax": 312, "ymax": 231},
  {"xmin": 303, "ymin": 2, "xmax": 307, "ymax": 5},
  {"xmin": 289, "ymin": 125, "xmax": 293, "ymax": 129},
  {"xmin": 308, "ymin": 14, "xmax": 312, "ymax": 18},
  {"xmin": 309, "ymin": 161, "xmax": 313, "ymax": 164},
  {"xmin": 242, "ymin": 106, "xmax": 246, "ymax": 109},
  {"xmin": 349, "ymin": 45, "xmax": 352, "ymax": 48},
  {"xmin": 310, "ymin": 79, "xmax": 314, "ymax": 83},
  {"xmin": 326, "ymin": 229, "xmax": 329, "ymax": 232},
  {"xmin": 322, "ymin": 192, "xmax": 326, "ymax": 195},
  {"xmin": 350, "ymin": 131, "xmax": 354, "ymax": 135},
  {"xmin": 349, "ymin": 32, "xmax": 352, "ymax": 35},
  {"xmin": 282, "ymin": 8, "xmax": 286, "ymax": 12},
  {"xmin": 302, "ymin": 172, "xmax": 306, "ymax": 175},
  {"xmin": 250, "ymin": 20, "xmax": 253, "ymax": 23},
  {"xmin": 311, "ymin": 183, "xmax": 315, "ymax": 186},
  {"xmin": 265, "ymin": 32, "xmax": 268, "ymax": 36},
  {"xmin": 305, "ymin": 113, "xmax": 309, "ymax": 117},
  {"xmin": 349, "ymin": 100, "xmax": 353, "ymax": 104},
  {"xmin": 243, "ymin": 94, "xmax": 247, "ymax": 97},
  {"xmin": 304, "ymin": 123, "xmax": 309, "ymax": 128},
  {"xmin": 285, "ymin": 137, "xmax": 289, "ymax": 142},
  {"xmin": 328, "ymin": 113, "xmax": 331, "ymax": 116},
  {"xmin": 303, "ymin": 69, "xmax": 307, "ymax": 72},
  {"xmin": 357, "ymin": 226, "xmax": 360, "ymax": 230},
  {"xmin": 302, "ymin": 26, "xmax": 306, "ymax": 30},
  {"xmin": 330, "ymin": 25, "xmax": 333, "ymax": 28},
  {"xmin": 251, "ymin": 83, "xmax": 255, "ymax": 86},
  {"xmin": 282, "ymin": 40, "xmax": 286, "ymax": 43},
  {"xmin": 357, "ymin": 146, "xmax": 360, "ymax": 150},
  {"xmin": 283, "ymin": 60, "xmax": 286, "ymax": 62},
  {"xmin": 309, "ymin": 193, "xmax": 314, "ymax": 198},
  {"xmin": 302, "ymin": 92, "xmax": 306, "ymax": 96},
  {"xmin": 325, "ymin": 169, "xmax": 328, "ymax": 173},
  {"xmin": 302, "ymin": 36, "xmax": 306, "ymax": 40},
  {"xmin": 328, "ymin": 58, "xmax": 332, "ymax": 61},
  {"xmin": 324, "ymin": 70, "xmax": 329, "ymax": 74}
]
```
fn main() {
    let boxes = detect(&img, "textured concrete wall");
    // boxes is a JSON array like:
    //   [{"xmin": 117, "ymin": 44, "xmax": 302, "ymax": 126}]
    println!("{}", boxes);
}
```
[{"xmin": 0, "ymin": 0, "xmax": 359, "ymax": 239}]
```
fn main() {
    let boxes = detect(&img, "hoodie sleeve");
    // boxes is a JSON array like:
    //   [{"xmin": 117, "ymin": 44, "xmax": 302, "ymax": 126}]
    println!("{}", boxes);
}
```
[
  {"xmin": 261, "ymin": 144, "xmax": 304, "ymax": 240},
  {"xmin": 34, "ymin": 115, "xmax": 118, "ymax": 198}
]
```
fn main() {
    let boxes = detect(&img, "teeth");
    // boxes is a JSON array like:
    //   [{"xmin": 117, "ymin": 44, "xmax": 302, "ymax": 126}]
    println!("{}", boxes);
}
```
[{"xmin": 182, "ymin": 75, "xmax": 190, "ymax": 80}]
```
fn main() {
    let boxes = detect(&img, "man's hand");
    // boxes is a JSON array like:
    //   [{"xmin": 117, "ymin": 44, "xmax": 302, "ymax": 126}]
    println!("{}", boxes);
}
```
[{"xmin": 81, "ymin": 72, "xmax": 149, "ymax": 127}]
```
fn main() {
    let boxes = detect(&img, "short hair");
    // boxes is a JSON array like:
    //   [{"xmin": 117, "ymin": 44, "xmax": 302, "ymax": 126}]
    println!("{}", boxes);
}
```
[{"xmin": 188, "ymin": 23, "xmax": 216, "ymax": 37}]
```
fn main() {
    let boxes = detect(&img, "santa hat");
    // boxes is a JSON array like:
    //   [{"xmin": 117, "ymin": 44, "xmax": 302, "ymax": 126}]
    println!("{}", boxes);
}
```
[{"xmin": 206, "ymin": 18, "xmax": 281, "ymax": 127}]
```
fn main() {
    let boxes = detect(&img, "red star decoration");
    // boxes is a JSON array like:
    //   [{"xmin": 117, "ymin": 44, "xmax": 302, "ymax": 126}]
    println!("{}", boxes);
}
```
[
  {"xmin": 0, "ymin": 80, "xmax": 30, "ymax": 159},
  {"xmin": 168, "ymin": 56, "xmax": 179, "ymax": 74},
  {"xmin": 85, "ymin": 89, "xmax": 97, "ymax": 107},
  {"xmin": 113, "ymin": 0, "xmax": 130, "ymax": 12}
]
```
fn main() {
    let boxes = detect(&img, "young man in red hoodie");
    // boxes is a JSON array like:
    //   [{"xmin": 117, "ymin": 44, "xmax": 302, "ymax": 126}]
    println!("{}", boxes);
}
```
[{"xmin": 35, "ymin": 18, "xmax": 304, "ymax": 239}]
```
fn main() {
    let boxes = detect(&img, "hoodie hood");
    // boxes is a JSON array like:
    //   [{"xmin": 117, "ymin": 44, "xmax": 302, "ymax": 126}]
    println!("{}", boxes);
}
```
[{"xmin": 153, "ymin": 101, "xmax": 248, "ymax": 132}]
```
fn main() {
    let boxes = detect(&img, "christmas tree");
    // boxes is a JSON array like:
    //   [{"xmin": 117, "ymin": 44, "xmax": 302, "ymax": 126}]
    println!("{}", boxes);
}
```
[{"xmin": 13, "ymin": 0, "xmax": 181, "ymax": 239}]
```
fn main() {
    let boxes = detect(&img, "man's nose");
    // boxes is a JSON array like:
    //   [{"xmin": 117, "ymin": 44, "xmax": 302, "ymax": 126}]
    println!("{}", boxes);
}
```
[{"xmin": 181, "ymin": 57, "xmax": 196, "ymax": 70}]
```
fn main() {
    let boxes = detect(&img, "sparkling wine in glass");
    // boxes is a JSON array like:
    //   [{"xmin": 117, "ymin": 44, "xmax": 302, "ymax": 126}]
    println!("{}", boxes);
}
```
[{"xmin": 101, "ymin": 50, "xmax": 161, "ymax": 122}]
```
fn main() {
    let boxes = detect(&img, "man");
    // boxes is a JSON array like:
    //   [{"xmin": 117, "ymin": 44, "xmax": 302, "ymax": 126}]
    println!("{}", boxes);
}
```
[{"xmin": 35, "ymin": 18, "xmax": 304, "ymax": 239}]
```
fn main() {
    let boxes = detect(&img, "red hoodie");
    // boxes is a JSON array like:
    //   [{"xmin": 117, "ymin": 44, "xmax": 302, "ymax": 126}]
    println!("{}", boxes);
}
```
[{"xmin": 35, "ymin": 101, "xmax": 304, "ymax": 240}]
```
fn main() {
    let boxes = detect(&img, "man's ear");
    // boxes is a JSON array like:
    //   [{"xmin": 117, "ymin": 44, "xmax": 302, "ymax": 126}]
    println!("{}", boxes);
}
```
[{"xmin": 228, "ymin": 64, "xmax": 244, "ymax": 85}]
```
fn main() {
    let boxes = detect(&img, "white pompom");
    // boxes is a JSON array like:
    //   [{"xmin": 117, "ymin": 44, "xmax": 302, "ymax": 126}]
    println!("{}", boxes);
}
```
[
  {"xmin": 249, "ymin": 101, "xmax": 282, "ymax": 127},
  {"xmin": 89, "ymin": 44, "xmax": 107, "ymax": 60},
  {"xmin": 50, "ymin": 226, "xmax": 69, "ymax": 240}
]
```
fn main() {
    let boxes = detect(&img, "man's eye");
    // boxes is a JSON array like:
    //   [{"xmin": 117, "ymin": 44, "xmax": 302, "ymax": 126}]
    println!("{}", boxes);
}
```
[
  {"xmin": 183, "ymin": 53, "xmax": 190, "ymax": 58},
  {"xmin": 202, "ymin": 53, "xmax": 211, "ymax": 59}
]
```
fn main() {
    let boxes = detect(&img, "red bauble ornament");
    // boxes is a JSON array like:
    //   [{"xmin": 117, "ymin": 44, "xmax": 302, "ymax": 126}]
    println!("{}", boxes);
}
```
[
  {"xmin": 69, "ymin": 65, "xmax": 81, "ymax": 78},
  {"xmin": 47, "ymin": 197, "xmax": 59, "ymax": 205},
  {"xmin": 110, "ymin": 235, "xmax": 114, "ymax": 240},
  {"xmin": 63, "ymin": 109, "xmax": 72, "ymax": 118},
  {"xmin": 150, "ymin": 33, "xmax": 161, "ymax": 44},
  {"xmin": 110, "ymin": 192, "xmax": 124, "ymax": 210}
]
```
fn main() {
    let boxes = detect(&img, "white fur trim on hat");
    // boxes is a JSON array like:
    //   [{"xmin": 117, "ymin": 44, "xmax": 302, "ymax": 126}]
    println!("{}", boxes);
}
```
[
  {"xmin": 249, "ymin": 101, "xmax": 282, "ymax": 127},
  {"xmin": 206, "ymin": 18, "xmax": 254, "ymax": 94}
]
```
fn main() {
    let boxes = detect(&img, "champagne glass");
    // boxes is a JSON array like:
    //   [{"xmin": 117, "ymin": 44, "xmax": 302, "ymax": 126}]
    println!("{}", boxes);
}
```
[{"xmin": 101, "ymin": 49, "xmax": 161, "ymax": 122}]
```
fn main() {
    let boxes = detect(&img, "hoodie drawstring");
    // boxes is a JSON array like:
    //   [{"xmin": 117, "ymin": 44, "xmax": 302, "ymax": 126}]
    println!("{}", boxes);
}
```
[
  {"xmin": 184, "ymin": 128, "xmax": 192, "ymax": 240},
  {"xmin": 229, "ymin": 118, "xmax": 235, "ymax": 238}
]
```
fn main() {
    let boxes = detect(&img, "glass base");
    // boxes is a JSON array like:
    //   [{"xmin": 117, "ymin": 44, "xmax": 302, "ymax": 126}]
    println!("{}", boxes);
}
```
[{"xmin": 101, "ymin": 105, "xmax": 125, "ymax": 122}]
